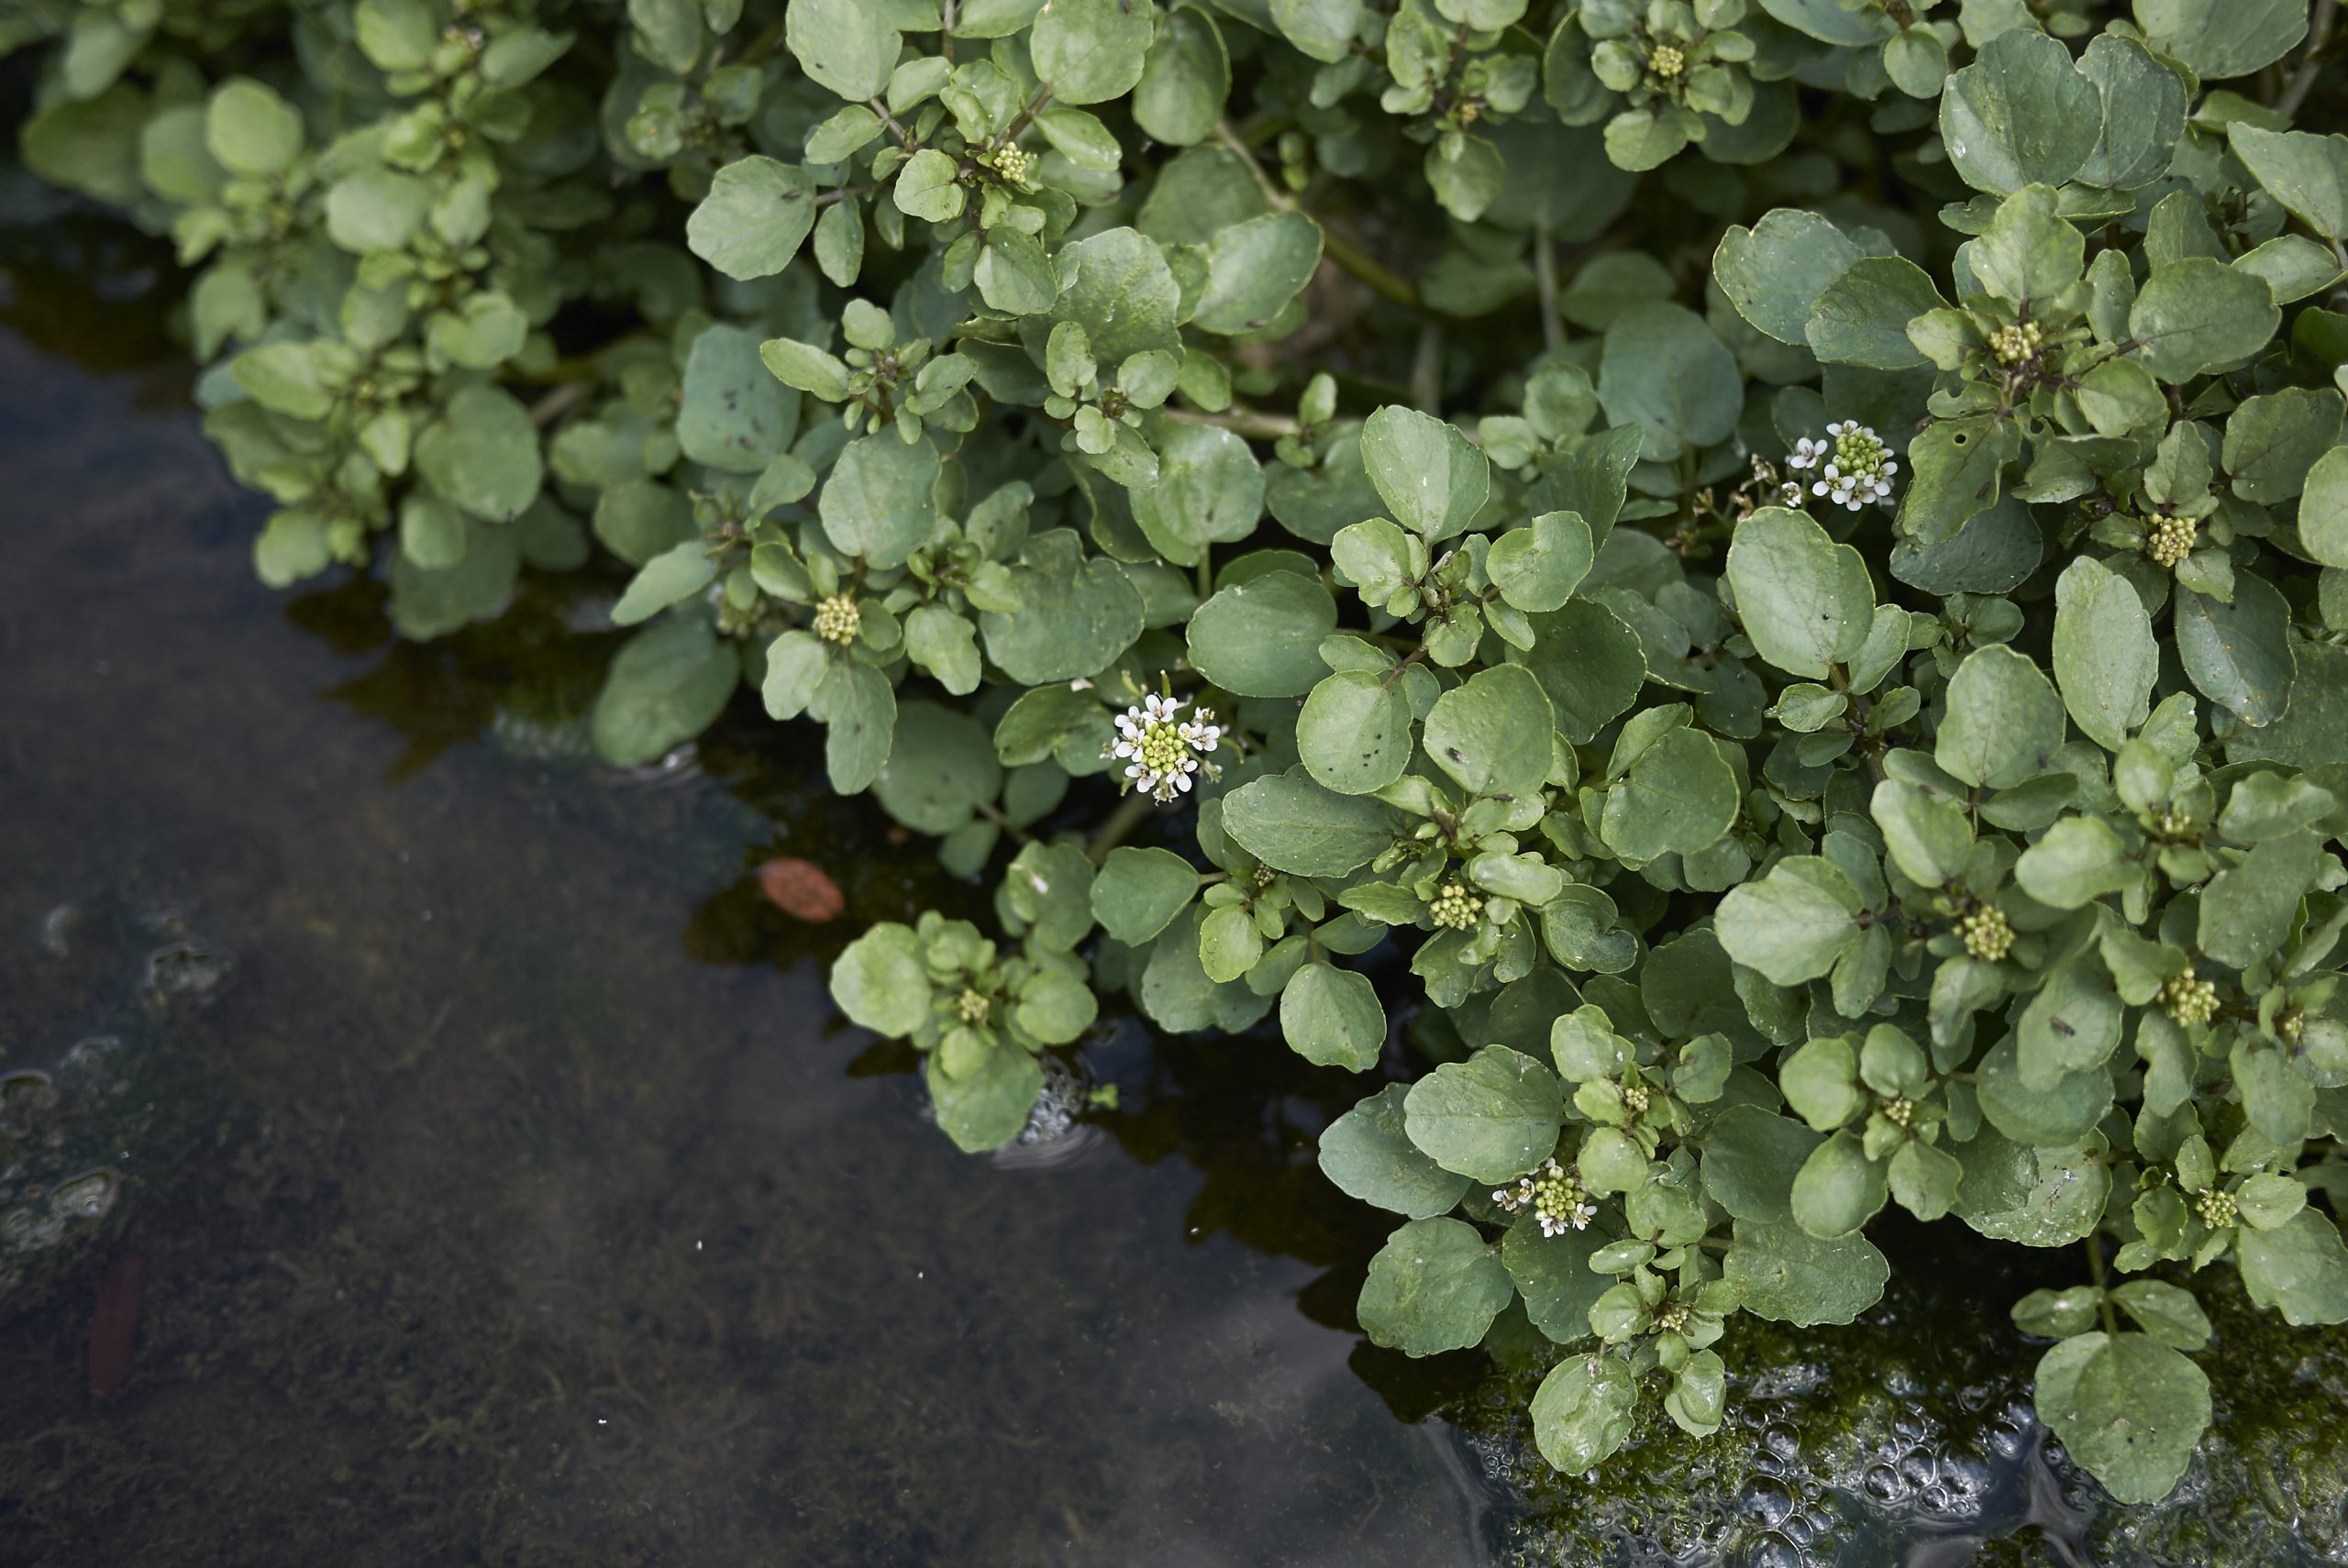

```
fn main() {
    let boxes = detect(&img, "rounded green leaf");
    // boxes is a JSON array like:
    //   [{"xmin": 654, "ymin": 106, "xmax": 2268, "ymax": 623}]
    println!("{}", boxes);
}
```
[
  {"xmin": 686, "ymin": 157, "xmax": 818, "ymax": 281},
  {"xmin": 1935, "ymin": 644, "xmax": 2066, "ymax": 788},
  {"xmin": 1360, "ymin": 404, "xmax": 1490, "ymax": 540},
  {"xmin": 2130, "ymin": 258, "xmax": 2280, "ymax": 383},
  {"xmin": 2033, "ymin": 1332, "xmax": 2210, "ymax": 1505},
  {"xmin": 1186, "ymin": 569, "xmax": 1338, "ymax": 696},
  {"xmin": 1724, "ymin": 1218, "xmax": 1889, "ymax": 1326},
  {"xmin": 1596, "ymin": 302, "xmax": 1741, "ymax": 461},
  {"xmin": 2051, "ymin": 556, "xmax": 2156, "ymax": 751},
  {"xmin": 1937, "ymin": 29, "xmax": 2099, "ymax": 196},
  {"xmin": 1280, "ymin": 961, "xmax": 1387, "ymax": 1070},
  {"xmin": 1298, "ymin": 669, "xmax": 1414, "ymax": 795},
  {"xmin": 1727, "ymin": 506, "xmax": 1877, "ymax": 679},
  {"xmin": 1357, "ymin": 1216, "xmax": 1512, "ymax": 1356},
  {"xmin": 1091, "ymin": 845, "xmax": 1199, "ymax": 945},
  {"xmin": 831, "ymin": 922, "xmax": 930, "ymax": 1037},
  {"xmin": 1402, "ymin": 1045, "xmax": 1565, "ymax": 1184},
  {"xmin": 1530, "ymin": 1353, "xmax": 1637, "ymax": 1471},
  {"xmin": 1220, "ymin": 769, "xmax": 1398, "ymax": 877},
  {"xmin": 1030, "ymin": 0, "xmax": 1155, "ymax": 105},
  {"xmin": 1423, "ymin": 663, "xmax": 1556, "ymax": 801},
  {"xmin": 1318, "ymin": 1084, "xmax": 1474, "ymax": 1219}
]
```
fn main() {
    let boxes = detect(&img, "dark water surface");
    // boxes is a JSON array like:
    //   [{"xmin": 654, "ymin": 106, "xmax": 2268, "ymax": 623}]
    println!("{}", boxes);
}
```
[
  {"xmin": 0, "ymin": 228, "xmax": 1482, "ymax": 1564},
  {"xmin": 7, "ymin": 203, "xmax": 2348, "ymax": 1568}
]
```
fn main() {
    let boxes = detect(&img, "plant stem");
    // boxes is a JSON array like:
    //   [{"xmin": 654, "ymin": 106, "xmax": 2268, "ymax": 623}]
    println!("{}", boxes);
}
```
[
  {"xmin": 2277, "ymin": 0, "xmax": 2339, "ymax": 118},
  {"xmin": 1534, "ymin": 220, "xmax": 1562, "ymax": 354},
  {"xmin": 1410, "ymin": 320, "xmax": 1443, "ymax": 413},
  {"xmin": 2084, "ymin": 1236, "xmax": 2120, "ymax": 1336},
  {"xmin": 1162, "ymin": 405, "xmax": 1302, "ymax": 439},
  {"xmin": 1086, "ymin": 790, "xmax": 1157, "ymax": 865},
  {"xmin": 526, "ymin": 380, "xmax": 591, "ymax": 426},
  {"xmin": 1214, "ymin": 119, "xmax": 1422, "ymax": 310}
]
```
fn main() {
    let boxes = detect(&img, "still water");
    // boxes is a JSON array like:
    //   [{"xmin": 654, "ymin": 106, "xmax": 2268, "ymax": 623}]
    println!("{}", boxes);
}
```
[{"xmin": 4, "ymin": 200, "xmax": 2347, "ymax": 1568}]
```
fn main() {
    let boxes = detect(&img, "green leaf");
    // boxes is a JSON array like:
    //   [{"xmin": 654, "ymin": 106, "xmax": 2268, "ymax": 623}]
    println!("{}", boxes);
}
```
[
  {"xmin": 1596, "ymin": 303, "xmax": 1742, "ymax": 461},
  {"xmin": 831, "ymin": 922, "xmax": 930, "ymax": 1036},
  {"xmin": 1936, "ymin": 644, "xmax": 2066, "ymax": 789},
  {"xmin": 925, "ymin": 1045, "xmax": 1045, "ymax": 1153},
  {"xmin": 1780, "ymin": 1035, "xmax": 1864, "ymax": 1132},
  {"xmin": 2200, "ymin": 830, "xmax": 2320, "ymax": 970},
  {"xmin": 1091, "ymin": 845, "xmax": 1198, "ymax": 944},
  {"xmin": 1699, "ymin": 1105, "xmax": 1822, "ymax": 1224},
  {"xmin": 1357, "ymin": 1217, "xmax": 1513, "ymax": 1355},
  {"xmin": 1791, "ymin": 1131, "xmax": 1888, "ymax": 1238},
  {"xmin": 1888, "ymin": 1139, "xmax": 1962, "ymax": 1222},
  {"xmin": 786, "ymin": 0, "xmax": 901, "ymax": 100},
  {"xmin": 2130, "ymin": 258, "xmax": 2280, "ymax": 383},
  {"xmin": 819, "ymin": 432, "xmax": 939, "ymax": 569},
  {"xmin": 1194, "ymin": 211, "xmax": 1323, "ymax": 335},
  {"xmin": 1030, "ymin": 0, "xmax": 1155, "ymax": 105},
  {"xmin": 1952, "ymin": 1127, "xmax": 2110, "ymax": 1246},
  {"xmin": 1051, "ymin": 227, "xmax": 1182, "ymax": 363},
  {"xmin": 1488, "ymin": 511, "xmax": 1594, "ymax": 613},
  {"xmin": 678, "ymin": 323, "xmax": 796, "ymax": 474},
  {"xmin": 1360, "ymin": 405, "xmax": 1490, "ymax": 540},
  {"xmin": 1937, "ymin": 28, "xmax": 2099, "ymax": 196},
  {"xmin": 2015, "ymin": 815, "xmax": 2136, "ymax": 909},
  {"xmin": 873, "ymin": 701, "xmax": 1002, "ymax": 834},
  {"xmin": 1726, "ymin": 506, "xmax": 1877, "ymax": 679},
  {"xmin": 2176, "ymin": 570, "xmax": 2296, "ymax": 728},
  {"xmin": 1129, "ymin": 422, "xmax": 1264, "ymax": 565},
  {"xmin": 2110, "ymin": 1280, "xmax": 2212, "ymax": 1352},
  {"xmin": 612, "ymin": 541, "xmax": 718, "ymax": 626},
  {"xmin": 1402, "ymin": 1045, "xmax": 1566, "ymax": 1184},
  {"xmin": 1280, "ymin": 962, "xmax": 1387, "ymax": 1070},
  {"xmin": 1503, "ymin": 1221, "xmax": 1609, "ymax": 1343},
  {"xmin": 1220, "ymin": 768, "xmax": 1397, "ymax": 877},
  {"xmin": 2236, "ymin": 1208, "xmax": 2348, "ymax": 1326},
  {"xmin": 821, "ymin": 659, "xmax": 897, "ymax": 794},
  {"xmin": 1270, "ymin": 0, "xmax": 1361, "ymax": 61},
  {"xmin": 687, "ymin": 157, "xmax": 818, "ymax": 280},
  {"xmin": 1725, "ymin": 1217, "xmax": 1890, "ymax": 1325},
  {"xmin": 1530, "ymin": 1353, "xmax": 1637, "ymax": 1471},
  {"xmin": 2299, "ymin": 446, "xmax": 2348, "ymax": 568},
  {"xmin": 1599, "ymin": 729, "xmax": 1739, "ymax": 863},
  {"xmin": 1519, "ymin": 599, "xmax": 1650, "ymax": 744},
  {"xmin": 979, "ymin": 531, "xmax": 1146, "ymax": 682},
  {"xmin": 1320, "ymin": 1084, "xmax": 1475, "ymax": 1218},
  {"xmin": 2074, "ymin": 36, "xmax": 2185, "ymax": 192},
  {"xmin": 1716, "ymin": 857, "xmax": 1864, "ymax": 985},
  {"xmin": 2133, "ymin": 0, "xmax": 2309, "ymax": 80},
  {"xmin": 1871, "ymin": 778, "xmax": 1974, "ymax": 887},
  {"xmin": 1133, "ymin": 3, "xmax": 1228, "ymax": 146},
  {"xmin": 2050, "ymin": 556, "xmax": 2157, "ymax": 751},
  {"xmin": 1807, "ymin": 256, "xmax": 1946, "ymax": 370},
  {"xmin": 892, "ymin": 148, "xmax": 966, "ymax": 222},
  {"xmin": 206, "ymin": 77, "xmax": 303, "ymax": 178},
  {"xmin": 1712, "ymin": 208, "xmax": 1863, "ymax": 346},
  {"xmin": 2033, "ymin": 1332, "xmax": 2210, "ymax": 1505},
  {"xmin": 592, "ymin": 615, "xmax": 740, "ymax": 767},
  {"xmin": 2223, "ymin": 388, "xmax": 2342, "ymax": 505},
  {"xmin": 2230, "ymin": 124, "xmax": 2348, "ymax": 242},
  {"xmin": 1297, "ymin": 670, "xmax": 1414, "ymax": 795},
  {"xmin": 1186, "ymin": 570, "xmax": 1337, "ymax": 696},
  {"xmin": 761, "ymin": 630, "xmax": 828, "ymax": 721},
  {"xmin": 1423, "ymin": 663, "xmax": 1556, "ymax": 800},
  {"xmin": 416, "ymin": 384, "xmax": 542, "ymax": 522},
  {"xmin": 1968, "ymin": 182, "xmax": 2084, "ymax": 305}
]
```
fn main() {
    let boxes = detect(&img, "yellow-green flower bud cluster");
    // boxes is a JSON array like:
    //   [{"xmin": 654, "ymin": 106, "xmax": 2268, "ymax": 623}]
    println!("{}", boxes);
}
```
[
  {"xmin": 1648, "ymin": 44, "xmax": 1686, "ymax": 79},
  {"xmin": 2197, "ymin": 1187, "xmax": 2237, "ymax": 1230},
  {"xmin": 2161, "ymin": 972, "xmax": 2219, "ymax": 1027},
  {"xmin": 954, "ymin": 988, "xmax": 991, "ymax": 1025},
  {"xmin": 1959, "ymin": 907, "xmax": 2014, "ymax": 962},
  {"xmin": 814, "ymin": 593, "xmax": 861, "ymax": 645},
  {"xmin": 1988, "ymin": 320, "xmax": 2043, "ymax": 366},
  {"xmin": 2146, "ymin": 513, "xmax": 2197, "ymax": 569},
  {"xmin": 1430, "ymin": 882, "xmax": 1483, "ymax": 932}
]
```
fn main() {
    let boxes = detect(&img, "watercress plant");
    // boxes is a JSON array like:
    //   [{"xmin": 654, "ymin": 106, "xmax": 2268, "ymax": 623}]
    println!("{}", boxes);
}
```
[{"xmin": 14, "ymin": 0, "xmax": 2348, "ymax": 1507}]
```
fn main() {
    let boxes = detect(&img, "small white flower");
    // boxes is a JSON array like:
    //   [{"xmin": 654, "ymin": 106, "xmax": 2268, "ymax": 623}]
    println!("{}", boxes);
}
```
[
  {"xmin": 1790, "ymin": 421, "xmax": 1898, "ymax": 513},
  {"xmin": 1107, "ymin": 691, "xmax": 1224, "ymax": 803}
]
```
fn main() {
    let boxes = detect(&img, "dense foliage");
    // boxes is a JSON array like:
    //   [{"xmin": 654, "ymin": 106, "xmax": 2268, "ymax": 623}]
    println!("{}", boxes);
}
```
[{"xmin": 15, "ymin": 0, "xmax": 2348, "ymax": 1507}]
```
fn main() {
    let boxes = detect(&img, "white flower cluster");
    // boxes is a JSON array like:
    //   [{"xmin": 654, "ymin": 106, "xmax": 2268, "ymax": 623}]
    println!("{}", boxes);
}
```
[
  {"xmin": 1493, "ymin": 1157, "xmax": 1598, "ymax": 1238},
  {"xmin": 1108, "ymin": 692, "xmax": 1223, "ymax": 803},
  {"xmin": 1786, "ymin": 420, "xmax": 1898, "ymax": 512}
]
